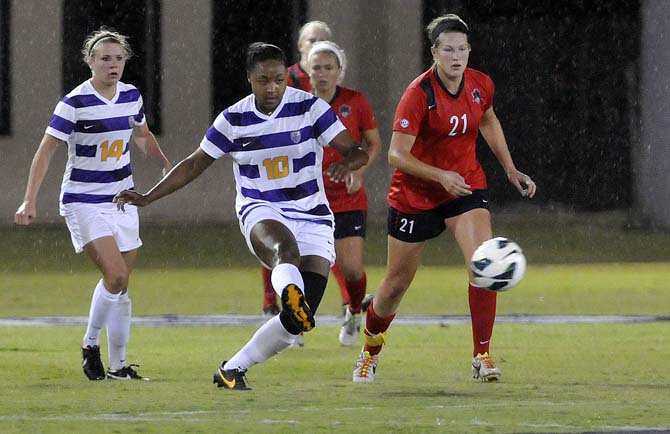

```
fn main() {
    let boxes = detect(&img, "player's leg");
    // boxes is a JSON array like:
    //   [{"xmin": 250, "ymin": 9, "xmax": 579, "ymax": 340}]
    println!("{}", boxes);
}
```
[
  {"xmin": 446, "ymin": 207, "xmax": 501, "ymax": 381},
  {"xmin": 81, "ymin": 236, "xmax": 130, "ymax": 380},
  {"xmin": 261, "ymin": 266, "xmax": 279, "ymax": 315},
  {"xmin": 334, "ymin": 235, "xmax": 366, "ymax": 346},
  {"xmin": 330, "ymin": 262, "xmax": 351, "ymax": 312},
  {"xmin": 353, "ymin": 235, "xmax": 424, "ymax": 382}
]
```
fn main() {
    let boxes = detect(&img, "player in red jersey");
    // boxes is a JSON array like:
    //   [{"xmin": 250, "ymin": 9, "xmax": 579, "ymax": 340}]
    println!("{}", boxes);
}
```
[
  {"xmin": 352, "ymin": 14, "xmax": 536, "ymax": 383},
  {"xmin": 287, "ymin": 21, "xmax": 332, "ymax": 92},
  {"xmin": 308, "ymin": 41, "xmax": 382, "ymax": 346}
]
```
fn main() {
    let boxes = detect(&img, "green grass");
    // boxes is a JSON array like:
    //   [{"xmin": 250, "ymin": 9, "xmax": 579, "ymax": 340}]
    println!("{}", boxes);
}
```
[
  {"xmin": 0, "ymin": 324, "xmax": 668, "ymax": 433},
  {"xmin": 1, "ymin": 211, "xmax": 670, "ymax": 433}
]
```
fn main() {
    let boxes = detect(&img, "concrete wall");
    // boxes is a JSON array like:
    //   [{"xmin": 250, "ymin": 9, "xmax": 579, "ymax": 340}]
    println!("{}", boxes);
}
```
[
  {"xmin": 637, "ymin": 0, "xmax": 670, "ymax": 228},
  {"xmin": 0, "ymin": 0, "xmax": 423, "ymax": 224}
]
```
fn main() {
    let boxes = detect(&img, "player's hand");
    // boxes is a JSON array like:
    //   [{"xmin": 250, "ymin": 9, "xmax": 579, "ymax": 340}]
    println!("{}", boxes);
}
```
[
  {"xmin": 15, "ymin": 201, "xmax": 36, "ymax": 225},
  {"xmin": 438, "ymin": 171, "xmax": 472, "ymax": 196},
  {"xmin": 507, "ymin": 170, "xmax": 536, "ymax": 198},
  {"xmin": 113, "ymin": 190, "xmax": 148, "ymax": 211},
  {"xmin": 346, "ymin": 171, "xmax": 363, "ymax": 194},
  {"xmin": 325, "ymin": 162, "xmax": 350, "ymax": 183}
]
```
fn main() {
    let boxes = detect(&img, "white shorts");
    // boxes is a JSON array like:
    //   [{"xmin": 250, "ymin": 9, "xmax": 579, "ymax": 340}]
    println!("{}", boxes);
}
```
[
  {"xmin": 240, "ymin": 205, "xmax": 335, "ymax": 268},
  {"xmin": 64, "ymin": 205, "xmax": 142, "ymax": 254}
]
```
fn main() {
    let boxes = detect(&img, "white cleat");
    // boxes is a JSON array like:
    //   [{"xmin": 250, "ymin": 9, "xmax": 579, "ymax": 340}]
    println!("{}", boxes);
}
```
[
  {"xmin": 471, "ymin": 352, "xmax": 502, "ymax": 382},
  {"xmin": 353, "ymin": 351, "xmax": 379, "ymax": 383},
  {"xmin": 339, "ymin": 309, "xmax": 361, "ymax": 346}
]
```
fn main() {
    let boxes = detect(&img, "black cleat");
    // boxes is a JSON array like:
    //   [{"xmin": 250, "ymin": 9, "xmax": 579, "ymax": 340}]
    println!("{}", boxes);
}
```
[
  {"xmin": 213, "ymin": 361, "xmax": 251, "ymax": 390},
  {"xmin": 281, "ymin": 284, "xmax": 315, "ymax": 332},
  {"xmin": 361, "ymin": 294, "xmax": 374, "ymax": 313},
  {"xmin": 107, "ymin": 364, "xmax": 150, "ymax": 381},
  {"xmin": 82, "ymin": 345, "xmax": 105, "ymax": 381}
]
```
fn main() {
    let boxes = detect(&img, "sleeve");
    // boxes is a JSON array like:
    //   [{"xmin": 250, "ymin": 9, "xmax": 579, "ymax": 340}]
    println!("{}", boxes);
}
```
[
  {"xmin": 311, "ymin": 97, "xmax": 347, "ymax": 147},
  {"xmin": 483, "ymin": 75, "xmax": 495, "ymax": 112},
  {"xmin": 45, "ymin": 99, "xmax": 76, "ymax": 141},
  {"xmin": 199, "ymin": 110, "xmax": 236, "ymax": 159},
  {"xmin": 392, "ymin": 85, "xmax": 427, "ymax": 136},
  {"xmin": 356, "ymin": 93, "xmax": 377, "ymax": 131},
  {"xmin": 134, "ymin": 94, "xmax": 147, "ymax": 126}
]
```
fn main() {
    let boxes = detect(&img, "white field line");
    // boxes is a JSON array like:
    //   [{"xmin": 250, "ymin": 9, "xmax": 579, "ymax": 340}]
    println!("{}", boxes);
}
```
[{"xmin": 0, "ymin": 314, "xmax": 668, "ymax": 327}]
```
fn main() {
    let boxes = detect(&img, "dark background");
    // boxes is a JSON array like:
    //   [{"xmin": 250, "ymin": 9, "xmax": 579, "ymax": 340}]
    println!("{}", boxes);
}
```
[
  {"xmin": 424, "ymin": 0, "xmax": 640, "ymax": 210},
  {"xmin": 0, "ymin": 0, "xmax": 10, "ymax": 135},
  {"xmin": 61, "ymin": 0, "xmax": 162, "ymax": 133},
  {"xmin": 37, "ymin": 0, "xmax": 640, "ymax": 212}
]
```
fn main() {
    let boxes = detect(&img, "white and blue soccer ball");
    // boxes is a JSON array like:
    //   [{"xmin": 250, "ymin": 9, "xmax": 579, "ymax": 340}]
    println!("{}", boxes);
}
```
[{"xmin": 470, "ymin": 237, "xmax": 527, "ymax": 292}]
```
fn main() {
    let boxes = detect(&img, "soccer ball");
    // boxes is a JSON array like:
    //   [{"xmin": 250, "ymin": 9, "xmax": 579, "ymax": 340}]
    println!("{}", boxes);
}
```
[{"xmin": 470, "ymin": 237, "xmax": 526, "ymax": 292}]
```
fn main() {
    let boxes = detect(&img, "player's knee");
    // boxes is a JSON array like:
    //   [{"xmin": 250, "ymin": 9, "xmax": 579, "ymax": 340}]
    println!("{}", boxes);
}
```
[
  {"xmin": 104, "ymin": 267, "xmax": 129, "ymax": 293},
  {"xmin": 273, "ymin": 241, "xmax": 301, "ymax": 266}
]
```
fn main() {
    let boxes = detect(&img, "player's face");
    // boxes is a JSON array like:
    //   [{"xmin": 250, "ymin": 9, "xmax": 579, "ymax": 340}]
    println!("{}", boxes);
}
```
[
  {"xmin": 308, "ymin": 51, "xmax": 340, "ymax": 95},
  {"xmin": 431, "ymin": 32, "xmax": 470, "ymax": 80},
  {"xmin": 248, "ymin": 60, "xmax": 288, "ymax": 114},
  {"xmin": 88, "ymin": 42, "xmax": 126, "ymax": 88},
  {"xmin": 298, "ymin": 26, "xmax": 330, "ymax": 59}
]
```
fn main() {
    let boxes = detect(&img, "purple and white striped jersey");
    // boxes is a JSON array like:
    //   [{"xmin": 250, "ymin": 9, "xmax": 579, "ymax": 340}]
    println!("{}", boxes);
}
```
[
  {"xmin": 200, "ymin": 87, "xmax": 346, "ymax": 227},
  {"xmin": 45, "ymin": 80, "xmax": 145, "ymax": 215}
]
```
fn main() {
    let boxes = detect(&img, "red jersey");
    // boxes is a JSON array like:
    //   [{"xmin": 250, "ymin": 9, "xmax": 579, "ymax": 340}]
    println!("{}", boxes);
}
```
[
  {"xmin": 322, "ymin": 86, "xmax": 377, "ymax": 212},
  {"xmin": 389, "ymin": 67, "xmax": 494, "ymax": 212},
  {"xmin": 287, "ymin": 63, "xmax": 312, "ymax": 92}
]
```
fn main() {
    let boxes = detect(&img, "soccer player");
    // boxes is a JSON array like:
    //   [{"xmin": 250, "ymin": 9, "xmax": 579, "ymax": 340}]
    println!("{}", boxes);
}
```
[
  {"xmin": 307, "ymin": 41, "xmax": 382, "ymax": 346},
  {"xmin": 287, "ymin": 20, "xmax": 332, "ymax": 91},
  {"xmin": 352, "ymin": 14, "xmax": 536, "ymax": 383},
  {"xmin": 261, "ymin": 20, "xmax": 351, "ymax": 325},
  {"xmin": 113, "ymin": 42, "xmax": 368, "ymax": 390},
  {"xmin": 15, "ymin": 27, "xmax": 172, "ymax": 381}
]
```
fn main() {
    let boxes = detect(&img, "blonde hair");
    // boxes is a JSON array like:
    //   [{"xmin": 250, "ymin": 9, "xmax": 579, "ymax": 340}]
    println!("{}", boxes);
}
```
[
  {"xmin": 298, "ymin": 20, "xmax": 332, "ymax": 45},
  {"xmin": 308, "ymin": 41, "xmax": 346, "ymax": 83},
  {"xmin": 81, "ymin": 27, "xmax": 134, "ymax": 63}
]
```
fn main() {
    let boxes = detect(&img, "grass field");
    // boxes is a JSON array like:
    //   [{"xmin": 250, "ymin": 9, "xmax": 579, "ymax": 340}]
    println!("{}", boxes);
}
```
[{"xmin": 1, "ymin": 211, "xmax": 670, "ymax": 433}]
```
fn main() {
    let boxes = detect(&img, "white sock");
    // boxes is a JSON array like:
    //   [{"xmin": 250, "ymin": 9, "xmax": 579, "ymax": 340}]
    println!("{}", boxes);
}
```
[
  {"xmin": 107, "ymin": 291, "xmax": 132, "ymax": 372},
  {"xmin": 270, "ymin": 263, "xmax": 305, "ymax": 297},
  {"xmin": 224, "ymin": 315, "xmax": 296, "ymax": 371},
  {"xmin": 82, "ymin": 280, "xmax": 119, "ymax": 348}
]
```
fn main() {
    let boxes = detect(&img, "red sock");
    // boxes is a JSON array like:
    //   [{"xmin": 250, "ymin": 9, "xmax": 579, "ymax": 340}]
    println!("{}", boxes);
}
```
[
  {"xmin": 262, "ymin": 267, "xmax": 276, "ymax": 308},
  {"xmin": 345, "ymin": 273, "xmax": 367, "ymax": 314},
  {"xmin": 363, "ymin": 301, "xmax": 395, "ymax": 356},
  {"xmin": 468, "ymin": 284, "xmax": 497, "ymax": 356},
  {"xmin": 331, "ymin": 263, "xmax": 351, "ymax": 305}
]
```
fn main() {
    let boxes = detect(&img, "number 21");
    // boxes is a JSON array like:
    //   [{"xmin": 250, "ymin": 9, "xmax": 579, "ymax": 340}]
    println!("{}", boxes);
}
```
[{"xmin": 448, "ymin": 114, "xmax": 468, "ymax": 136}]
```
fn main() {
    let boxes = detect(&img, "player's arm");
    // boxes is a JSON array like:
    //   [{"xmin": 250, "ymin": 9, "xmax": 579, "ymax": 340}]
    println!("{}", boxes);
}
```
[
  {"xmin": 346, "ymin": 128, "xmax": 382, "ymax": 193},
  {"xmin": 325, "ymin": 129, "xmax": 369, "ymax": 183},
  {"xmin": 114, "ymin": 147, "xmax": 215, "ymax": 210},
  {"xmin": 479, "ymin": 106, "xmax": 536, "ymax": 198},
  {"xmin": 15, "ymin": 134, "xmax": 61, "ymax": 225},
  {"xmin": 132, "ymin": 122, "xmax": 173, "ymax": 176},
  {"xmin": 388, "ymin": 131, "xmax": 472, "ymax": 196}
]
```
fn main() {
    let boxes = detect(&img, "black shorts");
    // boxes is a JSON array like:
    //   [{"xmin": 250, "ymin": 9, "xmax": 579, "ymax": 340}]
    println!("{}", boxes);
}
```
[
  {"xmin": 387, "ymin": 190, "xmax": 490, "ymax": 243},
  {"xmin": 334, "ymin": 210, "xmax": 367, "ymax": 239}
]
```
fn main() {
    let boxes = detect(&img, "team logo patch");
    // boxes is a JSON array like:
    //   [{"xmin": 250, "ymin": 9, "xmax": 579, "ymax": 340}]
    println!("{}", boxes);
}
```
[
  {"xmin": 128, "ymin": 116, "xmax": 137, "ymax": 128},
  {"xmin": 471, "ymin": 89, "xmax": 482, "ymax": 104},
  {"xmin": 338, "ymin": 104, "xmax": 351, "ymax": 118},
  {"xmin": 400, "ymin": 119, "xmax": 410, "ymax": 128},
  {"xmin": 290, "ymin": 131, "xmax": 302, "ymax": 143}
]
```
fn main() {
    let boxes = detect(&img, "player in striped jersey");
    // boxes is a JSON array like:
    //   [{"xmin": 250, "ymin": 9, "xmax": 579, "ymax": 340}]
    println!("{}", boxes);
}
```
[
  {"xmin": 15, "ymin": 28, "xmax": 171, "ymax": 381},
  {"xmin": 113, "ymin": 42, "xmax": 368, "ymax": 390}
]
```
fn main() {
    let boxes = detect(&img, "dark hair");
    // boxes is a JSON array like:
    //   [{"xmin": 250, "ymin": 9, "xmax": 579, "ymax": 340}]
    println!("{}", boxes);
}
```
[
  {"xmin": 426, "ymin": 14, "xmax": 469, "ymax": 47},
  {"xmin": 245, "ymin": 42, "xmax": 287, "ymax": 72}
]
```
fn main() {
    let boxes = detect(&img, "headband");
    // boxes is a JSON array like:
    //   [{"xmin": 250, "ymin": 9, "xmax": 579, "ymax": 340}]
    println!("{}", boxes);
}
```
[
  {"xmin": 88, "ymin": 33, "xmax": 119, "ymax": 57},
  {"xmin": 308, "ymin": 41, "xmax": 346, "ymax": 82}
]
